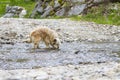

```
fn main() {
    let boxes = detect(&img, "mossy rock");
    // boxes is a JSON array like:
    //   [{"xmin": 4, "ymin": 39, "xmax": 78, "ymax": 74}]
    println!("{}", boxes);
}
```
[
  {"xmin": 58, "ymin": 0, "xmax": 64, "ymax": 5},
  {"xmin": 50, "ymin": 0, "xmax": 55, "ymax": 7},
  {"xmin": 42, "ymin": 3, "xmax": 46, "ymax": 9},
  {"xmin": 44, "ymin": 0, "xmax": 50, "ymax": 2},
  {"xmin": 49, "ymin": 10, "xmax": 55, "ymax": 15},
  {"xmin": 62, "ymin": 2, "xmax": 70, "ymax": 7}
]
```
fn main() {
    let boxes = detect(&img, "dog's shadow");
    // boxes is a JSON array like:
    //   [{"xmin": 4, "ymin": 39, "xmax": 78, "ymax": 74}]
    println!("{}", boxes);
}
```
[{"xmin": 28, "ymin": 48, "xmax": 60, "ymax": 53}]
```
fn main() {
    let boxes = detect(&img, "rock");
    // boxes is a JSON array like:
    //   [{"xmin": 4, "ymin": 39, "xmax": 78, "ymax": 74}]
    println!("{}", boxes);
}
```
[
  {"xmin": 2, "ymin": 5, "xmax": 27, "ymax": 18},
  {"xmin": 2, "ymin": 13, "xmax": 15, "ymax": 18},
  {"xmin": 19, "ymin": 9, "xmax": 27, "ymax": 18},
  {"xmin": 0, "ymin": 18, "xmax": 120, "ymax": 80},
  {"xmin": 37, "ymin": 7, "xmax": 44, "ymax": 13},
  {"xmin": 74, "ymin": 50, "xmax": 80, "ymax": 54},
  {"xmin": 6, "ymin": 32, "xmax": 17, "ymax": 38},
  {"xmin": 55, "ymin": 8, "xmax": 65, "ymax": 16},
  {"xmin": 30, "ymin": 0, "xmax": 43, "ymax": 18},
  {"xmin": 68, "ymin": 4, "xmax": 86, "ymax": 16},
  {"xmin": 5, "ymin": 4, "xmax": 11, "ymax": 13},
  {"xmin": 35, "ymin": 72, "xmax": 49, "ymax": 80},
  {"xmin": 35, "ymin": 1, "xmax": 44, "ymax": 13},
  {"xmin": 41, "ymin": 5, "xmax": 53, "ymax": 17},
  {"xmin": 94, "ymin": 0, "xmax": 104, "ymax": 3},
  {"xmin": 72, "ymin": 76, "xmax": 80, "ymax": 80},
  {"xmin": 48, "ymin": 75, "xmax": 63, "ymax": 80},
  {"xmin": 54, "ymin": 0, "xmax": 61, "ymax": 8},
  {"xmin": 31, "ymin": 0, "xmax": 108, "ymax": 18},
  {"xmin": 70, "ymin": 0, "xmax": 85, "ymax": 3}
]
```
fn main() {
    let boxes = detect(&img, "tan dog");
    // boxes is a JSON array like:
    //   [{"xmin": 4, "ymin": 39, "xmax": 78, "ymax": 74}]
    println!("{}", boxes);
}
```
[{"xmin": 25, "ymin": 27, "xmax": 60, "ymax": 49}]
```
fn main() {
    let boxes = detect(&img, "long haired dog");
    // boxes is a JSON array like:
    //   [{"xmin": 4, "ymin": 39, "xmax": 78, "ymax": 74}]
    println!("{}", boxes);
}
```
[{"xmin": 25, "ymin": 27, "xmax": 60, "ymax": 49}]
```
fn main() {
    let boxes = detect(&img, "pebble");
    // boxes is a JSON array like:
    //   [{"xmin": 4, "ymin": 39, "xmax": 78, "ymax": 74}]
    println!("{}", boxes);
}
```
[
  {"xmin": 0, "ymin": 18, "xmax": 120, "ymax": 80},
  {"xmin": 0, "ymin": 62, "xmax": 120, "ymax": 80}
]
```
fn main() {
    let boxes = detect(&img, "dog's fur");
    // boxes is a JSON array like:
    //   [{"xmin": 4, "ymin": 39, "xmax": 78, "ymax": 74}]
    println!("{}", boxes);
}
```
[{"xmin": 25, "ymin": 27, "xmax": 60, "ymax": 49}]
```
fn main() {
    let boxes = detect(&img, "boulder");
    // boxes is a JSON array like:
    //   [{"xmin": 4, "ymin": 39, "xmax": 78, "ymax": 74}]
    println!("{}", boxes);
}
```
[
  {"xmin": 70, "ymin": 0, "xmax": 85, "ymax": 3},
  {"xmin": 19, "ymin": 10, "xmax": 27, "ymax": 18},
  {"xmin": 55, "ymin": 8, "xmax": 65, "ymax": 16},
  {"xmin": 41, "ymin": 5, "xmax": 53, "ymax": 17},
  {"xmin": 68, "ymin": 4, "xmax": 86, "ymax": 16},
  {"xmin": 2, "ymin": 13, "xmax": 15, "ymax": 18},
  {"xmin": 2, "ymin": 5, "xmax": 27, "ymax": 18},
  {"xmin": 30, "ymin": 0, "xmax": 106, "ymax": 18},
  {"xmin": 37, "ymin": 7, "xmax": 44, "ymax": 13},
  {"xmin": 54, "ymin": 0, "xmax": 61, "ymax": 8}
]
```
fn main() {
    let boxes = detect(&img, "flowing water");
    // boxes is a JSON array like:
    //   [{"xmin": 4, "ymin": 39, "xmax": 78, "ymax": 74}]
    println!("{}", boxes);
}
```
[{"xmin": 0, "ymin": 41, "xmax": 120, "ymax": 70}]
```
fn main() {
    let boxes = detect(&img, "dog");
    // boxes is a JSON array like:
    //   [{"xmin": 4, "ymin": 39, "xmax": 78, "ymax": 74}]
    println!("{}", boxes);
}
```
[{"xmin": 25, "ymin": 27, "xmax": 60, "ymax": 49}]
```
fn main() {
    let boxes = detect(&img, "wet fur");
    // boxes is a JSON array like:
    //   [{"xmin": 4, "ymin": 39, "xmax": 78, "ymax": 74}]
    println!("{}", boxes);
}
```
[{"xmin": 25, "ymin": 27, "xmax": 60, "ymax": 49}]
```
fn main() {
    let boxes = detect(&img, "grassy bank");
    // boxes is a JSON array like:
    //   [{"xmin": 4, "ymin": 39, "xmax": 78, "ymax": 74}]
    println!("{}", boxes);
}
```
[
  {"xmin": 71, "ymin": 3, "xmax": 120, "ymax": 26},
  {"xmin": 0, "ymin": 0, "xmax": 35, "ymax": 18},
  {"xmin": 0, "ymin": 1, "xmax": 120, "ymax": 25}
]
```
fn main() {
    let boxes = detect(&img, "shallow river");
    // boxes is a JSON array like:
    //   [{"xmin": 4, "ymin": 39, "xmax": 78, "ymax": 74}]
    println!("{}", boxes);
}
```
[{"xmin": 0, "ymin": 41, "xmax": 120, "ymax": 70}]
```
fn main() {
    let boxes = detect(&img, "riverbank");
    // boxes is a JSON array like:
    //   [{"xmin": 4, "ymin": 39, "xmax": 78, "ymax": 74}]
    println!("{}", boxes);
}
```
[{"xmin": 0, "ymin": 18, "xmax": 120, "ymax": 80}]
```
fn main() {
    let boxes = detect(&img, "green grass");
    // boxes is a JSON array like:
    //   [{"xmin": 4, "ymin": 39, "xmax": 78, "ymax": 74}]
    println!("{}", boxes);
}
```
[
  {"xmin": 0, "ymin": 1, "xmax": 120, "ymax": 26},
  {"xmin": 70, "ymin": 3, "xmax": 120, "ymax": 26},
  {"xmin": 0, "ymin": 0, "xmax": 35, "ymax": 18}
]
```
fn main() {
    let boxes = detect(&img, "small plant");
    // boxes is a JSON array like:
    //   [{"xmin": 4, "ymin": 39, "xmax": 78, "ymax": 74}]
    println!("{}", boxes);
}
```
[
  {"xmin": 70, "ymin": 3, "xmax": 120, "ymax": 26},
  {"xmin": 0, "ymin": 0, "xmax": 35, "ymax": 18}
]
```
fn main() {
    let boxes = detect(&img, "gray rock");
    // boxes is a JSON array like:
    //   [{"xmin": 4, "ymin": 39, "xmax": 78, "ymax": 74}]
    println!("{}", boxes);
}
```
[
  {"xmin": 30, "ymin": 0, "xmax": 108, "ymax": 17},
  {"xmin": 2, "ymin": 5, "xmax": 27, "ymax": 18},
  {"xmin": 72, "ymin": 76, "xmax": 80, "ymax": 80},
  {"xmin": 2, "ymin": 13, "xmax": 15, "ymax": 18},
  {"xmin": 54, "ymin": 0, "xmax": 61, "ymax": 8},
  {"xmin": 19, "ymin": 10, "xmax": 27, "ymax": 18},
  {"xmin": 6, "ymin": 4, "xmax": 12, "ymax": 13},
  {"xmin": 70, "ymin": 0, "xmax": 85, "ymax": 3},
  {"xmin": 68, "ymin": 4, "xmax": 86, "ymax": 16},
  {"xmin": 30, "ymin": 1, "xmax": 42, "ymax": 18},
  {"xmin": 55, "ymin": 8, "xmax": 65, "ymax": 16},
  {"xmin": 37, "ymin": 7, "xmax": 44, "ymax": 13},
  {"xmin": 94, "ymin": 0, "xmax": 104, "ymax": 3},
  {"xmin": 41, "ymin": 5, "xmax": 53, "ymax": 17},
  {"xmin": 36, "ymin": 1, "xmax": 44, "ymax": 13},
  {"xmin": 35, "ymin": 71, "xmax": 49, "ymax": 80},
  {"xmin": 0, "ymin": 18, "xmax": 120, "ymax": 80}
]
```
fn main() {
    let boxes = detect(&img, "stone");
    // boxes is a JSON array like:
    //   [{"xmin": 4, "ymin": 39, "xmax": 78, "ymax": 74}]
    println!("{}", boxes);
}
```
[
  {"xmin": 37, "ymin": 7, "xmax": 44, "ymax": 13},
  {"xmin": 25, "ymin": 70, "xmax": 48, "ymax": 80},
  {"xmin": 35, "ymin": 73, "xmax": 49, "ymax": 80},
  {"xmin": 68, "ymin": 4, "xmax": 86, "ymax": 16},
  {"xmin": 2, "ymin": 13, "xmax": 15, "ymax": 18},
  {"xmin": 70, "ymin": 0, "xmax": 85, "ymax": 3},
  {"xmin": 72, "ymin": 76, "xmax": 80, "ymax": 80},
  {"xmin": 41, "ymin": 5, "xmax": 53, "ymax": 17},
  {"xmin": 30, "ymin": 0, "xmax": 108, "ymax": 17},
  {"xmin": 74, "ymin": 50, "xmax": 80, "ymax": 54},
  {"xmin": 94, "ymin": 0, "xmax": 104, "ymax": 3},
  {"xmin": 55, "ymin": 8, "xmax": 65, "ymax": 16},
  {"xmin": 19, "ymin": 10, "xmax": 27, "ymax": 18},
  {"xmin": 2, "ymin": 5, "xmax": 27, "ymax": 18},
  {"xmin": 30, "ymin": 1, "xmax": 42, "ymax": 18},
  {"xmin": 54, "ymin": 0, "xmax": 61, "ymax": 8},
  {"xmin": 0, "ymin": 18, "xmax": 120, "ymax": 80}
]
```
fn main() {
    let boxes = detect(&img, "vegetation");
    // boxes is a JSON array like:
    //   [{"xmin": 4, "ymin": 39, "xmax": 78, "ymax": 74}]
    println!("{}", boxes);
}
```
[
  {"xmin": 71, "ymin": 3, "xmax": 120, "ymax": 26},
  {"xmin": 0, "ymin": 0, "xmax": 35, "ymax": 18},
  {"xmin": 0, "ymin": 0, "xmax": 120, "ymax": 25}
]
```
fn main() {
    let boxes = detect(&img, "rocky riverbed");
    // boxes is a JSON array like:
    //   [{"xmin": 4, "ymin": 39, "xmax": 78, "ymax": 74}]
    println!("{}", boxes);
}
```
[{"xmin": 0, "ymin": 18, "xmax": 120, "ymax": 80}]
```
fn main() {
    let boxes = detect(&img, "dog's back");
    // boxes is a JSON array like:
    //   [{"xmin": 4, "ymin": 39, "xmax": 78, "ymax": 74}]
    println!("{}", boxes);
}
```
[{"xmin": 29, "ymin": 27, "xmax": 60, "ymax": 49}]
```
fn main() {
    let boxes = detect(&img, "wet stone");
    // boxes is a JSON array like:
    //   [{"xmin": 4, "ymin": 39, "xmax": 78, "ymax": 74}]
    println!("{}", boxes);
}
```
[
  {"xmin": 0, "ymin": 41, "xmax": 120, "ymax": 69},
  {"xmin": 74, "ymin": 50, "xmax": 80, "ymax": 54},
  {"xmin": 0, "ymin": 18, "xmax": 120, "ymax": 79}
]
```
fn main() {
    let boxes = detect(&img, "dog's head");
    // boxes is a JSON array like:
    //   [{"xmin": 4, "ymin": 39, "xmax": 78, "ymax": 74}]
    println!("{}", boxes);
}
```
[{"xmin": 52, "ymin": 38, "xmax": 61, "ymax": 49}]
